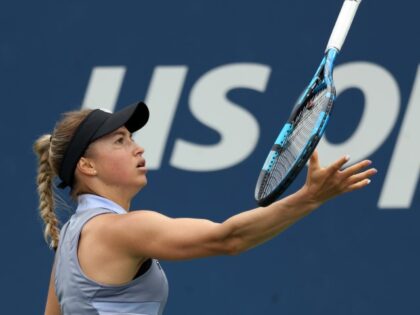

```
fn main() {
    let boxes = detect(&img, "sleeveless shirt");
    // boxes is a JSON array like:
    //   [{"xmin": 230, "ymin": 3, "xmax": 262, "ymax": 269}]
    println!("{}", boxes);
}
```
[{"xmin": 54, "ymin": 194, "xmax": 169, "ymax": 315}]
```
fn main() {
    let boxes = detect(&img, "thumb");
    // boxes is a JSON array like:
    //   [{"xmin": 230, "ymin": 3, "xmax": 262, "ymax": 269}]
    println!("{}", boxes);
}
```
[{"xmin": 309, "ymin": 149, "xmax": 320, "ymax": 171}]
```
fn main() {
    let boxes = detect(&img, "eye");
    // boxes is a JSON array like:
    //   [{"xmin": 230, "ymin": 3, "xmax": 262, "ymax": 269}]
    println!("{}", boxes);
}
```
[
  {"xmin": 116, "ymin": 137, "xmax": 124, "ymax": 144},
  {"xmin": 130, "ymin": 134, "xmax": 135, "ymax": 142}
]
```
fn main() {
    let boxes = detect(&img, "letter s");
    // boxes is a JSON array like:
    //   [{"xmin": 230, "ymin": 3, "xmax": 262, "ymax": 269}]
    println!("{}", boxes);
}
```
[{"xmin": 170, "ymin": 63, "xmax": 271, "ymax": 171}]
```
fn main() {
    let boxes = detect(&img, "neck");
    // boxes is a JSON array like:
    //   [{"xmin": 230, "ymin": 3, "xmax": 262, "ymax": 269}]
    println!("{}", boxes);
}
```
[
  {"xmin": 75, "ymin": 179, "xmax": 142, "ymax": 211},
  {"xmin": 99, "ymin": 191, "xmax": 131, "ymax": 211},
  {"xmin": 82, "ymin": 187, "xmax": 136, "ymax": 211}
]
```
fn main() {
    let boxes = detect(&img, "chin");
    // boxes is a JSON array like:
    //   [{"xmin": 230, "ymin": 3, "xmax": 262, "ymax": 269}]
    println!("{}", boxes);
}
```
[{"xmin": 137, "ymin": 178, "xmax": 148, "ymax": 190}]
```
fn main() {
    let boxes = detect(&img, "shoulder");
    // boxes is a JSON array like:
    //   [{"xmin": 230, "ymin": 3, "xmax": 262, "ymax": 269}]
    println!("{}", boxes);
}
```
[
  {"xmin": 81, "ymin": 210, "xmax": 166, "ymax": 255},
  {"xmin": 84, "ymin": 210, "xmax": 164, "ymax": 231}
]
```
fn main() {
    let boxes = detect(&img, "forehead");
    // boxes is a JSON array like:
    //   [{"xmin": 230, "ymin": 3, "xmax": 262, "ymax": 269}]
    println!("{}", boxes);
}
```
[
  {"xmin": 87, "ymin": 126, "xmax": 130, "ymax": 150},
  {"xmin": 107, "ymin": 126, "xmax": 130, "ymax": 137},
  {"xmin": 96, "ymin": 126, "xmax": 131, "ymax": 141}
]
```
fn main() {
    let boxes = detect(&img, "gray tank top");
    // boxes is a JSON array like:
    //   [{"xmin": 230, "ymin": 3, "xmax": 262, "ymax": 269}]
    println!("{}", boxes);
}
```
[{"xmin": 54, "ymin": 194, "xmax": 169, "ymax": 315}]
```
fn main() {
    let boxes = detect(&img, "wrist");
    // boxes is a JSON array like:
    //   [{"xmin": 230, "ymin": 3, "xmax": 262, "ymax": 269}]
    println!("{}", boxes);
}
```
[{"xmin": 292, "ymin": 186, "xmax": 323, "ymax": 211}]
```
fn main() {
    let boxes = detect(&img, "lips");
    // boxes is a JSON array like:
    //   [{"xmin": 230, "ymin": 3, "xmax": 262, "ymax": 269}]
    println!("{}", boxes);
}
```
[{"xmin": 137, "ymin": 159, "xmax": 146, "ymax": 168}]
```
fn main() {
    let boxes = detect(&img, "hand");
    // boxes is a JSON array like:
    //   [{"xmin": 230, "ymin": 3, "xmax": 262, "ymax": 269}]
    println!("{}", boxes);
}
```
[{"xmin": 301, "ymin": 150, "xmax": 377, "ymax": 206}]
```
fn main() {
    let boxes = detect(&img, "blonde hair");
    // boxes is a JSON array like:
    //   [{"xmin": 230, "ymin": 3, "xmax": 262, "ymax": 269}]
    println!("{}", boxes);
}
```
[{"xmin": 33, "ymin": 109, "xmax": 93, "ymax": 249}]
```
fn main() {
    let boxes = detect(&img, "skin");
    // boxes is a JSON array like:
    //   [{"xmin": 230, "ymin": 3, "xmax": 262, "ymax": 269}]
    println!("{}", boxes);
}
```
[{"xmin": 45, "ymin": 126, "xmax": 377, "ymax": 315}]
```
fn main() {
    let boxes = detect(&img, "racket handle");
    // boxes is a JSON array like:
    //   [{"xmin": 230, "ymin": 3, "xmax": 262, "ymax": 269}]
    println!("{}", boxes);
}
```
[{"xmin": 326, "ymin": 0, "xmax": 362, "ymax": 52}]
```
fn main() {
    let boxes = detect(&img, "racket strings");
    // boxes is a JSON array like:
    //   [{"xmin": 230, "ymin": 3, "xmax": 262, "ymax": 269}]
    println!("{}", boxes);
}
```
[{"xmin": 259, "ymin": 89, "xmax": 329, "ymax": 199}]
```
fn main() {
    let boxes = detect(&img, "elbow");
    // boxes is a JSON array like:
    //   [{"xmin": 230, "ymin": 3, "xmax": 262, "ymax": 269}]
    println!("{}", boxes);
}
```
[
  {"xmin": 223, "ymin": 236, "xmax": 247, "ymax": 256},
  {"xmin": 212, "ymin": 222, "xmax": 247, "ymax": 256}
]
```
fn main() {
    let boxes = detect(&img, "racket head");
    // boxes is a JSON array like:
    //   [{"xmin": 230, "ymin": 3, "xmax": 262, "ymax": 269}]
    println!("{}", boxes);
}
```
[{"xmin": 255, "ymin": 49, "xmax": 338, "ymax": 206}]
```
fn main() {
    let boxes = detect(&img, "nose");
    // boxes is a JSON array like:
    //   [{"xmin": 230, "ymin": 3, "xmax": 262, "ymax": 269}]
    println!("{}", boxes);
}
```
[{"xmin": 133, "ymin": 142, "xmax": 145, "ymax": 156}]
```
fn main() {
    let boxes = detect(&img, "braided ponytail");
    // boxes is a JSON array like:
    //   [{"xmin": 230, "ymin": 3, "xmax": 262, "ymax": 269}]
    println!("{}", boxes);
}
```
[
  {"xmin": 33, "ymin": 109, "xmax": 93, "ymax": 249},
  {"xmin": 34, "ymin": 134, "xmax": 60, "ymax": 249}
]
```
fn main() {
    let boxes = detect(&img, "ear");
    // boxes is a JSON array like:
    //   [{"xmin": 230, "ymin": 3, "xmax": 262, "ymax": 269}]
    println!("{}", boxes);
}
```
[{"xmin": 76, "ymin": 157, "xmax": 97, "ymax": 177}]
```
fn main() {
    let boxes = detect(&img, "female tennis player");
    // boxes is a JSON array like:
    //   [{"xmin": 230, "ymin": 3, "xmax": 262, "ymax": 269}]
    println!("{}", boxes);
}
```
[{"xmin": 34, "ymin": 101, "xmax": 377, "ymax": 315}]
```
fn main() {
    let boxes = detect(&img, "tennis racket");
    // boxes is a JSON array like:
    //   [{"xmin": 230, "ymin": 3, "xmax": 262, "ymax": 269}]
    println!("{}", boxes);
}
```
[{"xmin": 255, "ymin": 0, "xmax": 362, "ymax": 206}]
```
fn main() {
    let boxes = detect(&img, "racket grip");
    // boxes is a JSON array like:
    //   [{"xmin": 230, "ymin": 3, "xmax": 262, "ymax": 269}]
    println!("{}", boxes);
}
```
[{"xmin": 326, "ymin": 0, "xmax": 362, "ymax": 52}]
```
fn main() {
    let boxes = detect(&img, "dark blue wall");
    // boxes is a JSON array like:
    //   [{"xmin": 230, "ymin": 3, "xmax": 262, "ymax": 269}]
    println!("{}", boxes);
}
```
[{"xmin": 1, "ymin": 0, "xmax": 419, "ymax": 314}]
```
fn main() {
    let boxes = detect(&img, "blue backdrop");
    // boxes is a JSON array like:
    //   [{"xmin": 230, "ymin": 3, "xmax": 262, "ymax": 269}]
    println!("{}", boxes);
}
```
[{"xmin": 1, "ymin": 0, "xmax": 419, "ymax": 314}]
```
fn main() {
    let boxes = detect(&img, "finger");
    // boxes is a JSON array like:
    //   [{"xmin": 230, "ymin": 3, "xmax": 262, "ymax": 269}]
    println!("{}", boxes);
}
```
[
  {"xmin": 341, "ymin": 159, "xmax": 373, "ymax": 177},
  {"xmin": 347, "ymin": 168, "xmax": 378, "ymax": 185},
  {"xmin": 308, "ymin": 149, "xmax": 320, "ymax": 171},
  {"xmin": 327, "ymin": 154, "xmax": 351, "ymax": 174},
  {"xmin": 345, "ymin": 178, "xmax": 372, "ymax": 192}
]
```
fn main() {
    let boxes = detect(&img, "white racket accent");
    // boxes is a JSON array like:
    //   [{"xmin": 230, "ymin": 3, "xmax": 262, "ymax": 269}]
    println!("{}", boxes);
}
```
[{"xmin": 326, "ymin": 0, "xmax": 362, "ymax": 52}]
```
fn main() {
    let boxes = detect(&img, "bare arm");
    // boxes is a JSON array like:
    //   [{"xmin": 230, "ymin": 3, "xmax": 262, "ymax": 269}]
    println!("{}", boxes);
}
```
[
  {"xmin": 104, "ymin": 151, "xmax": 376, "ymax": 260},
  {"xmin": 45, "ymin": 261, "xmax": 61, "ymax": 315},
  {"xmin": 219, "ymin": 151, "xmax": 376, "ymax": 252}
]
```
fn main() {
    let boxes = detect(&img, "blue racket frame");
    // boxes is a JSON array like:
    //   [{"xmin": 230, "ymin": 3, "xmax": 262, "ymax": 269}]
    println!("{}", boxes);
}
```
[
  {"xmin": 255, "ymin": 48, "xmax": 338, "ymax": 206},
  {"xmin": 254, "ymin": 0, "xmax": 362, "ymax": 206}
]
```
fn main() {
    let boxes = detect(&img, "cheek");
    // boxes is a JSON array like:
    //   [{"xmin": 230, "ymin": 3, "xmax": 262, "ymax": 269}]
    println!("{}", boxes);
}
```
[{"xmin": 98, "ymin": 153, "xmax": 133, "ymax": 179}]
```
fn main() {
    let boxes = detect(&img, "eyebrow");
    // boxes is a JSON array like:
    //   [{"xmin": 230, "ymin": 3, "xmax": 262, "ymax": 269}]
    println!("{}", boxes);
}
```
[{"xmin": 110, "ymin": 129, "xmax": 132, "ymax": 137}]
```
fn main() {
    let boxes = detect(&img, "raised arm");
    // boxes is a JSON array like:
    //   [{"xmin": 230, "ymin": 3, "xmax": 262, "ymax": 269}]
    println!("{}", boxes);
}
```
[
  {"xmin": 102, "ymin": 151, "xmax": 376, "ymax": 261},
  {"xmin": 219, "ymin": 150, "xmax": 375, "ymax": 253}
]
